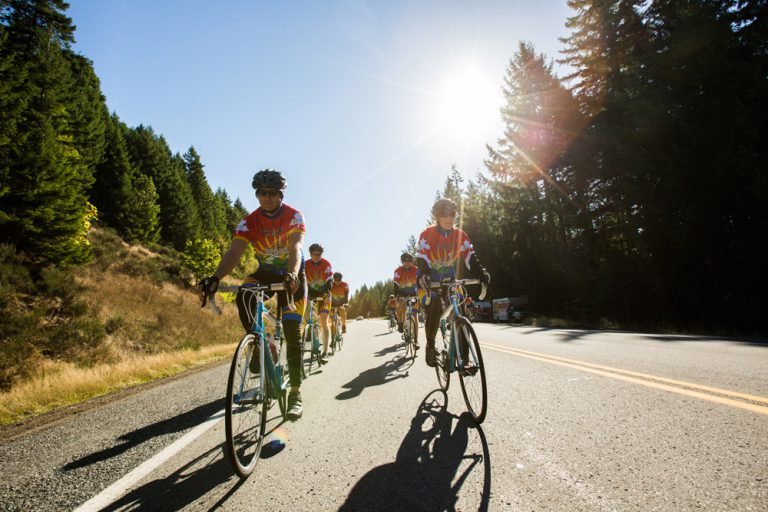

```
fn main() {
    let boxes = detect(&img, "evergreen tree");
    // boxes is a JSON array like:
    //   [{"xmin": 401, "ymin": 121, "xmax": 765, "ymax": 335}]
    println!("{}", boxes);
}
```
[
  {"xmin": 0, "ymin": 0, "xmax": 95, "ymax": 265},
  {"xmin": 184, "ymin": 146, "xmax": 218, "ymax": 238}
]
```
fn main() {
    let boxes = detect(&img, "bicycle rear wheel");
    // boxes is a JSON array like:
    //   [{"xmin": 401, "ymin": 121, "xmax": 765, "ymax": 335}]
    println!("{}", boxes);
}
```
[
  {"xmin": 455, "ymin": 317, "xmax": 487, "ymax": 423},
  {"xmin": 435, "ymin": 330, "xmax": 450, "ymax": 391},
  {"xmin": 225, "ymin": 334, "xmax": 266, "ymax": 477}
]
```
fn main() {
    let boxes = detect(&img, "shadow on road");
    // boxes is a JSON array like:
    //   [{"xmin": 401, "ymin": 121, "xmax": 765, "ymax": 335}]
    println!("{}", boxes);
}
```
[
  {"xmin": 340, "ymin": 390, "xmax": 491, "ymax": 511},
  {"xmin": 335, "ymin": 356, "xmax": 410, "ymax": 400},
  {"xmin": 64, "ymin": 399, "xmax": 224, "ymax": 470},
  {"xmin": 98, "ymin": 444, "xmax": 244, "ymax": 512},
  {"xmin": 374, "ymin": 342, "xmax": 402, "ymax": 357}
]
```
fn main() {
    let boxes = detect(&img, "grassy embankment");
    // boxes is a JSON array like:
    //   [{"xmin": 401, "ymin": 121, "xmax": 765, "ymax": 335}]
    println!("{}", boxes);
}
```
[{"xmin": 0, "ymin": 228, "xmax": 245, "ymax": 426}]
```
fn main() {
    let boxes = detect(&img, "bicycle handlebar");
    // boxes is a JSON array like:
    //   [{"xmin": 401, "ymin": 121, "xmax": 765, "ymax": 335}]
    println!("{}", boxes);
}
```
[
  {"xmin": 203, "ymin": 282, "xmax": 295, "ymax": 316},
  {"xmin": 425, "ymin": 278, "xmax": 487, "ymax": 302}
]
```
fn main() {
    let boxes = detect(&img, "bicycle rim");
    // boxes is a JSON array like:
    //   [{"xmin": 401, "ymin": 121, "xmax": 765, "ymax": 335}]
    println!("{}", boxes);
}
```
[
  {"xmin": 435, "ymin": 333, "xmax": 450, "ymax": 391},
  {"xmin": 225, "ymin": 334, "xmax": 266, "ymax": 477},
  {"xmin": 456, "ymin": 317, "xmax": 488, "ymax": 423},
  {"xmin": 302, "ymin": 326, "xmax": 314, "ymax": 376}
]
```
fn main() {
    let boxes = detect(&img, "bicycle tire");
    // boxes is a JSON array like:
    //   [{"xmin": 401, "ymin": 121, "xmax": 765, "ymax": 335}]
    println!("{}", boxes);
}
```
[
  {"xmin": 435, "ymin": 330, "xmax": 450, "ymax": 391},
  {"xmin": 302, "ymin": 325, "xmax": 314, "ymax": 377},
  {"xmin": 388, "ymin": 315, "xmax": 395, "ymax": 333},
  {"xmin": 275, "ymin": 336, "xmax": 288, "ymax": 418},
  {"xmin": 402, "ymin": 315, "xmax": 413, "ymax": 358},
  {"xmin": 410, "ymin": 310, "xmax": 419, "ymax": 355},
  {"xmin": 225, "ymin": 334, "xmax": 266, "ymax": 478},
  {"xmin": 455, "ymin": 316, "xmax": 488, "ymax": 423}
]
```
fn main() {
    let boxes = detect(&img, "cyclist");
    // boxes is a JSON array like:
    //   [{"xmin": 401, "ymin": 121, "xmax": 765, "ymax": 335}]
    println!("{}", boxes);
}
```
[
  {"xmin": 305, "ymin": 242, "xmax": 333, "ymax": 362},
  {"xmin": 386, "ymin": 294, "xmax": 397, "ymax": 320},
  {"xmin": 393, "ymin": 252, "xmax": 419, "ymax": 345},
  {"xmin": 330, "ymin": 272, "xmax": 350, "ymax": 335},
  {"xmin": 416, "ymin": 198, "xmax": 490, "ymax": 367},
  {"xmin": 199, "ymin": 169, "xmax": 308, "ymax": 420}
]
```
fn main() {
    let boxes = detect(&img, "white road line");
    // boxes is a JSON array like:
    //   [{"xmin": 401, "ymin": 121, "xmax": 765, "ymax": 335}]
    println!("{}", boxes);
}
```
[{"xmin": 74, "ymin": 409, "xmax": 225, "ymax": 512}]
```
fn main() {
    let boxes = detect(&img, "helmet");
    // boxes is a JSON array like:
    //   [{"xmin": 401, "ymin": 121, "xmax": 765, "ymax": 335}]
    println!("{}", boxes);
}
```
[
  {"xmin": 400, "ymin": 252, "xmax": 414, "ymax": 263},
  {"xmin": 432, "ymin": 198, "xmax": 458, "ymax": 219},
  {"xmin": 309, "ymin": 243, "xmax": 324, "ymax": 254},
  {"xmin": 333, "ymin": 272, "xmax": 342, "ymax": 280},
  {"xmin": 252, "ymin": 169, "xmax": 287, "ymax": 191},
  {"xmin": 388, "ymin": 294, "xmax": 395, "ymax": 299}
]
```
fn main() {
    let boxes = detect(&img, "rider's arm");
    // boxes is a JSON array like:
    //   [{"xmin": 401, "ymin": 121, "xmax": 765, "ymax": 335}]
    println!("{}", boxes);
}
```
[
  {"xmin": 393, "ymin": 282, "xmax": 400, "ymax": 297},
  {"xmin": 416, "ymin": 256, "xmax": 430, "ymax": 277},
  {"xmin": 213, "ymin": 239, "xmax": 248, "ymax": 279},
  {"xmin": 467, "ymin": 252, "xmax": 490, "ymax": 283},
  {"xmin": 287, "ymin": 231, "xmax": 304, "ymax": 276}
]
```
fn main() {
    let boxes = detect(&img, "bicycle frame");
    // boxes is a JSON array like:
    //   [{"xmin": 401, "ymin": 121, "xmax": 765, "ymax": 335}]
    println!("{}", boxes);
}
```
[{"xmin": 433, "ymin": 280, "xmax": 483, "ymax": 374}]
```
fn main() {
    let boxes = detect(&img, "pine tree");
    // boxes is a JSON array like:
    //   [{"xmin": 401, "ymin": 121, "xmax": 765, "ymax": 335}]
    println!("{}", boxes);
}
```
[
  {"xmin": 0, "ymin": 0, "xmax": 95, "ymax": 265},
  {"xmin": 184, "ymin": 146, "xmax": 218, "ymax": 238}
]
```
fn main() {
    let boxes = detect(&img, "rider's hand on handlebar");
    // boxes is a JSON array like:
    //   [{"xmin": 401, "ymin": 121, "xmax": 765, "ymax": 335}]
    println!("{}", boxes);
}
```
[
  {"xmin": 480, "ymin": 269, "xmax": 491, "ymax": 286},
  {"xmin": 284, "ymin": 272, "xmax": 299, "ymax": 294},
  {"xmin": 198, "ymin": 275, "xmax": 220, "ymax": 306}
]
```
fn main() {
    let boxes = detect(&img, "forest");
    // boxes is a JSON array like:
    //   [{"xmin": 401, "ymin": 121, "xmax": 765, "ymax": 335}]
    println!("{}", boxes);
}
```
[{"xmin": 3, "ymin": 0, "xmax": 768, "ymax": 336}]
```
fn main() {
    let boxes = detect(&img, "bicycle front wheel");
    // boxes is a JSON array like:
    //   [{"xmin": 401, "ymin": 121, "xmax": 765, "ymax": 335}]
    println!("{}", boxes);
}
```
[
  {"xmin": 455, "ymin": 317, "xmax": 488, "ymax": 423},
  {"xmin": 388, "ymin": 316, "xmax": 395, "ymax": 333},
  {"xmin": 225, "ymin": 334, "xmax": 267, "ymax": 477},
  {"xmin": 302, "ymin": 325, "xmax": 314, "ymax": 377},
  {"xmin": 435, "ymin": 330, "xmax": 450, "ymax": 391}
]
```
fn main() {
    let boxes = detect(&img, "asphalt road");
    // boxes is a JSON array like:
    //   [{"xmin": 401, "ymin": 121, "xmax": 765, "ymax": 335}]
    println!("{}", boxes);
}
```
[{"xmin": 0, "ymin": 320, "xmax": 766, "ymax": 511}]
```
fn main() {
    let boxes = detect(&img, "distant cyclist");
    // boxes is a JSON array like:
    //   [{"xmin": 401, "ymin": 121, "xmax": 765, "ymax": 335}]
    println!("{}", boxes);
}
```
[
  {"xmin": 393, "ymin": 252, "xmax": 419, "ymax": 343},
  {"xmin": 330, "ymin": 272, "xmax": 350, "ymax": 335},
  {"xmin": 305, "ymin": 242, "xmax": 333, "ymax": 362},
  {"xmin": 386, "ymin": 294, "xmax": 397, "ymax": 319},
  {"xmin": 199, "ymin": 169, "xmax": 308, "ymax": 420},
  {"xmin": 415, "ymin": 198, "xmax": 490, "ymax": 367}
]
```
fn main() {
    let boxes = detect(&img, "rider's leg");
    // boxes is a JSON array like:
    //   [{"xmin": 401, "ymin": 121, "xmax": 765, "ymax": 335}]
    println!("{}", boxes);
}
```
[
  {"xmin": 319, "ymin": 310, "xmax": 330, "ymax": 355},
  {"xmin": 421, "ymin": 289, "xmax": 442, "ymax": 366},
  {"xmin": 395, "ymin": 297, "xmax": 405, "ymax": 332},
  {"xmin": 340, "ymin": 306, "xmax": 347, "ymax": 333}
]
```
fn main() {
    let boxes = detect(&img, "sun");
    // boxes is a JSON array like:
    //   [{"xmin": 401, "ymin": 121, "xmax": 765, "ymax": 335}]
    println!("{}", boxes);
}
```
[{"xmin": 433, "ymin": 58, "xmax": 503, "ymax": 146}]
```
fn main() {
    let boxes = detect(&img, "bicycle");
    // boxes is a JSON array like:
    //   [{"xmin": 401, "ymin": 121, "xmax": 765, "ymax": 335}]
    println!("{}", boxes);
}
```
[
  {"xmin": 302, "ymin": 296, "xmax": 326, "ymax": 377},
  {"xmin": 426, "ymin": 278, "xmax": 488, "ymax": 423},
  {"xmin": 330, "ymin": 305, "xmax": 344, "ymax": 353},
  {"xmin": 203, "ymin": 282, "xmax": 294, "ymax": 477},
  {"xmin": 401, "ymin": 297, "xmax": 419, "ymax": 360},
  {"xmin": 387, "ymin": 310, "xmax": 397, "ymax": 333}
]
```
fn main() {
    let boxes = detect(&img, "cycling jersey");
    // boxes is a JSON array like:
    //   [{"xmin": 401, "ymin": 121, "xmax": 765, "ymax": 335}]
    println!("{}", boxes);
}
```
[
  {"xmin": 393, "ymin": 265, "xmax": 418, "ymax": 296},
  {"xmin": 330, "ymin": 280, "xmax": 349, "ymax": 308},
  {"xmin": 306, "ymin": 257, "xmax": 333, "ymax": 295},
  {"xmin": 415, "ymin": 225, "xmax": 475, "ymax": 281},
  {"xmin": 233, "ymin": 204, "xmax": 306, "ymax": 275}
]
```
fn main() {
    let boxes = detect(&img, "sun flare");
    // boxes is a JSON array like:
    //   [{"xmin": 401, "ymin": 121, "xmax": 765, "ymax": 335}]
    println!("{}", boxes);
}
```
[{"xmin": 434, "ymin": 58, "xmax": 503, "ymax": 145}]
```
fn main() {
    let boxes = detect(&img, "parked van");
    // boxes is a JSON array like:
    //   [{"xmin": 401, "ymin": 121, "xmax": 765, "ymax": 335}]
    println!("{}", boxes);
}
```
[{"xmin": 492, "ymin": 296, "xmax": 528, "ymax": 322}]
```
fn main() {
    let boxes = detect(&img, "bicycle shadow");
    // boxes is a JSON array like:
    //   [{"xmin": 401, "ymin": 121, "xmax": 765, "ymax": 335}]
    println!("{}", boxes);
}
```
[
  {"xmin": 96, "ymin": 443, "xmax": 243, "ymax": 511},
  {"xmin": 63, "ymin": 399, "xmax": 224, "ymax": 470},
  {"xmin": 340, "ymin": 390, "xmax": 491, "ymax": 511},
  {"xmin": 374, "ymin": 343, "xmax": 402, "ymax": 357},
  {"xmin": 335, "ymin": 356, "xmax": 410, "ymax": 400}
]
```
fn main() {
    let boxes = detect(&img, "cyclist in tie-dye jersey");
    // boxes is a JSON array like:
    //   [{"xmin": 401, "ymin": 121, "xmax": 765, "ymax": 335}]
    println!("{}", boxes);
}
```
[
  {"xmin": 199, "ymin": 169, "xmax": 308, "ymax": 420},
  {"xmin": 393, "ymin": 252, "xmax": 419, "ymax": 345},
  {"xmin": 306, "ymin": 242, "xmax": 333, "ymax": 362},
  {"xmin": 330, "ymin": 272, "xmax": 350, "ymax": 335},
  {"xmin": 415, "ymin": 198, "xmax": 490, "ymax": 367}
]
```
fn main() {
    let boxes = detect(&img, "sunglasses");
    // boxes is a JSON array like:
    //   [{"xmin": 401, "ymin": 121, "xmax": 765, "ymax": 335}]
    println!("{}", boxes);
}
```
[{"xmin": 256, "ymin": 189, "xmax": 281, "ymax": 198}]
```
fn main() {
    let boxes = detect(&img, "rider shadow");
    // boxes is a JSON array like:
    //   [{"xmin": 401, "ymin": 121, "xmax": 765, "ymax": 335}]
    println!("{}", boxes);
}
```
[
  {"xmin": 340, "ymin": 390, "xmax": 491, "ymax": 511},
  {"xmin": 374, "ymin": 343, "xmax": 402, "ymax": 357},
  {"xmin": 63, "ymin": 398, "xmax": 224, "ymax": 470},
  {"xmin": 97, "ymin": 444, "xmax": 243, "ymax": 511},
  {"xmin": 335, "ymin": 356, "xmax": 410, "ymax": 400}
]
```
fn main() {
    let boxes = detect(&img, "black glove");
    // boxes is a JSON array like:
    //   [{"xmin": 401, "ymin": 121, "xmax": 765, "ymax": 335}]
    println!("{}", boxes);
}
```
[
  {"xmin": 480, "ymin": 269, "xmax": 491, "ymax": 286},
  {"xmin": 284, "ymin": 272, "xmax": 299, "ymax": 292},
  {"xmin": 199, "ymin": 275, "xmax": 220, "ymax": 307},
  {"xmin": 199, "ymin": 275, "xmax": 220, "ymax": 294},
  {"xmin": 418, "ymin": 274, "xmax": 432, "ymax": 293}
]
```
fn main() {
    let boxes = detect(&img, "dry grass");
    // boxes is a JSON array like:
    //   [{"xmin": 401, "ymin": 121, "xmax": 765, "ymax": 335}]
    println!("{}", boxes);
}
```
[
  {"xmin": 0, "ymin": 344, "xmax": 233, "ymax": 425},
  {"xmin": 0, "ymin": 265, "xmax": 249, "ymax": 426}
]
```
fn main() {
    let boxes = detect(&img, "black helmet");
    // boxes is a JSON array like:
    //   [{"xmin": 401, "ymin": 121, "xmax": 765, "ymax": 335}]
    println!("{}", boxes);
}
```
[
  {"xmin": 400, "ymin": 252, "xmax": 414, "ymax": 263},
  {"xmin": 309, "ymin": 243, "xmax": 324, "ymax": 254},
  {"xmin": 333, "ymin": 272, "xmax": 342, "ymax": 280},
  {"xmin": 252, "ymin": 169, "xmax": 287, "ymax": 191},
  {"xmin": 432, "ymin": 198, "xmax": 458, "ymax": 219}
]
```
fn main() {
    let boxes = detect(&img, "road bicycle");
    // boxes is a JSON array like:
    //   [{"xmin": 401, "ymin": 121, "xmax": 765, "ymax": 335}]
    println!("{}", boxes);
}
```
[
  {"xmin": 387, "ymin": 310, "xmax": 397, "ymax": 333},
  {"xmin": 302, "ymin": 296, "xmax": 326, "ymax": 377},
  {"xmin": 426, "ymin": 278, "xmax": 488, "ymax": 423},
  {"xmin": 401, "ymin": 297, "xmax": 419, "ymax": 360},
  {"xmin": 204, "ymin": 283, "xmax": 293, "ymax": 477},
  {"xmin": 330, "ymin": 305, "xmax": 344, "ymax": 353}
]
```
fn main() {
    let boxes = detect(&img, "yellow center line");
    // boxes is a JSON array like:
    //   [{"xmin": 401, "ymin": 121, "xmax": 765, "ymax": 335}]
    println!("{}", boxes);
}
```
[{"xmin": 482, "ymin": 342, "xmax": 768, "ymax": 416}]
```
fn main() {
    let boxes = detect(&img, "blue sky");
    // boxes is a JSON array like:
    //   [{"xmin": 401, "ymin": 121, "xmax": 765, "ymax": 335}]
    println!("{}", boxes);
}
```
[{"xmin": 68, "ymin": 0, "xmax": 574, "ymax": 294}]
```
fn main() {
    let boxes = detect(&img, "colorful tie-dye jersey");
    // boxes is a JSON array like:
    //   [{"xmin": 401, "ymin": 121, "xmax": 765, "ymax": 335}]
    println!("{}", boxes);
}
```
[
  {"xmin": 232, "ymin": 204, "xmax": 306, "ymax": 275},
  {"xmin": 416, "ymin": 225, "xmax": 475, "ymax": 281},
  {"xmin": 393, "ymin": 265, "xmax": 418, "ymax": 296},
  {"xmin": 306, "ymin": 258, "xmax": 333, "ymax": 293},
  {"xmin": 330, "ymin": 280, "xmax": 349, "ymax": 307}
]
